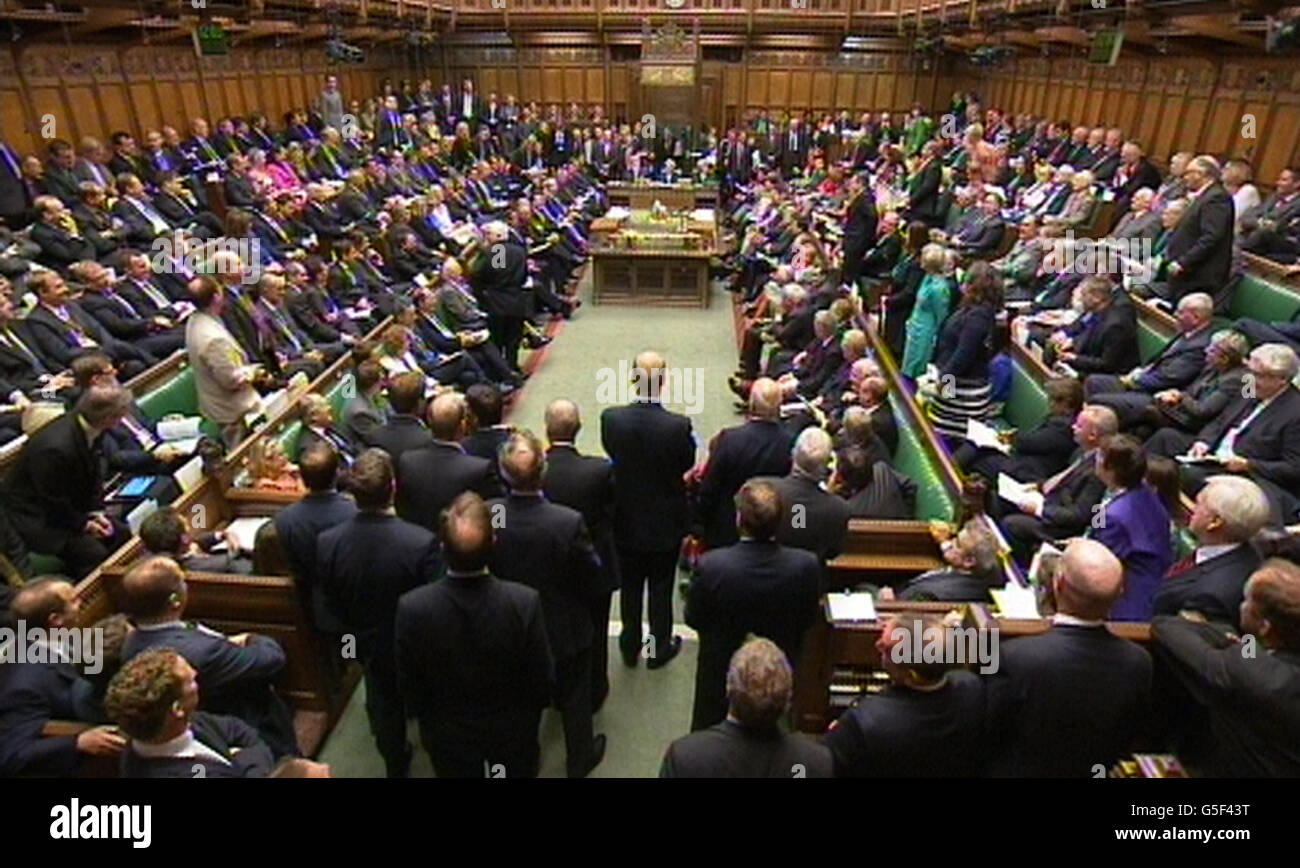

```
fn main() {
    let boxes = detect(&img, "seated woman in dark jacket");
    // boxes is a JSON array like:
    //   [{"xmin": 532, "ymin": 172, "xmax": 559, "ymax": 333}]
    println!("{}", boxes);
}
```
[
  {"xmin": 924, "ymin": 261, "xmax": 1000, "ymax": 441},
  {"xmin": 953, "ymin": 376, "xmax": 1084, "ymax": 484}
]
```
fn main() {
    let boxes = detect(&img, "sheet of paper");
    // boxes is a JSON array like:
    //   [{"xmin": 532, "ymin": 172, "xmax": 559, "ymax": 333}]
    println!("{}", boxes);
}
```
[
  {"xmin": 157, "ymin": 416, "xmax": 203, "ymax": 442},
  {"xmin": 165, "ymin": 437, "xmax": 201, "ymax": 456},
  {"xmin": 967, "ymin": 418, "xmax": 1011, "ymax": 454},
  {"xmin": 1028, "ymin": 542, "xmax": 1063, "ymax": 587},
  {"xmin": 126, "ymin": 498, "xmax": 160, "ymax": 535},
  {"xmin": 991, "ymin": 584, "xmax": 1040, "ymax": 619},
  {"xmin": 223, "ymin": 517, "xmax": 271, "ymax": 554},
  {"xmin": 826, "ymin": 592, "xmax": 878, "ymax": 623},
  {"xmin": 1176, "ymin": 454, "xmax": 1223, "ymax": 465},
  {"xmin": 997, "ymin": 472, "xmax": 1036, "ymax": 507},
  {"xmin": 173, "ymin": 454, "xmax": 204, "ymax": 494}
]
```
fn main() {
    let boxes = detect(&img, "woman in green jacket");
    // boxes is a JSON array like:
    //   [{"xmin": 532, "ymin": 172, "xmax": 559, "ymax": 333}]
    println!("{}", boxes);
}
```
[{"xmin": 900, "ymin": 242, "xmax": 953, "ymax": 379}]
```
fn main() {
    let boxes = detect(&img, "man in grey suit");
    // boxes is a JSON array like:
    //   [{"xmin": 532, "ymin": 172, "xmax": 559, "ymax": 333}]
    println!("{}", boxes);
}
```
[
  {"xmin": 341, "ymin": 359, "xmax": 386, "ymax": 446},
  {"xmin": 185, "ymin": 275, "xmax": 263, "ymax": 447}
]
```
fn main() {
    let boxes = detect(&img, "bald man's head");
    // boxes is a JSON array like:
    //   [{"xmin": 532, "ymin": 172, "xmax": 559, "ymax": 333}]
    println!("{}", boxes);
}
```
[
  {"xmin": 1055, "ymin": 539, "xmax": 1124, "ymax": 620},
  {"xmin": 428, "ymin": 392, "xmax": 468, "ymax": 441},
  {"xmin": 120, "ymin": 556, "xmax": 187, "ymax": 621},
  {"xmin": 545, "ymin": 399, "xmax": 581, "ymax": 443},
  {"xmin": 748, "ymin": 377, "xmax": 781, "ymax": 421},
  {"xmin": 631, "ymin": 350, "xmax": 667, "ymax": 400},
  {"xmin": 10, "ymin": 578, "xmax": 78, "ymax": 629}
]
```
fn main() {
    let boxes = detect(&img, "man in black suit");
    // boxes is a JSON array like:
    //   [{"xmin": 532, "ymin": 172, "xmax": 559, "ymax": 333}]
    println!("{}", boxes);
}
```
[
  {"xmin": 1001, "ymin": 404, "xmax": 1117, "ymax": 565},
  {"xmin": 24, "ymin": 270, "xmax": 151, "ymax": 378},
  {"xmin": 396, "ymin": 492, "xmax": 554, "ymax": 778},
  {"xmin": 317, "ymin": 449, "xmax": 441, "ymax": 777},
  {"xmin": 119, "ymin": 556, "xmax": 299, "ymax": 758},
  {"xmin": 1053, "ymin": 278, "xmax": 1139, "ymax": 376},
  {"xmin": 397, "ymin": 391, "xmax": 502, "ymax": 533},
  {"xmin": 951, "ymin": 191, "xmax": 1007, "ymax": 259},
  {"xmin": 1152, "ymin": 559, "xmax": 1300, "ymax": 777},
  {"xmin": 986, "ymin": 539, "xmax": 1152, "ymax": 776},
  {"xmin": 840, "ymin": 175, "xmax": 878, "ymax": 286},
  {"xmin": 42, "ymin": 140, "xmax": 82, "ymax": 206},
  {"xmin": 1163, "ymin": 154, "xmax": 1235, "ymax": 301},
  {"xmin": 273, "ymin": 443, "xmax": 359, "ymax": 632},
  {"xmin": 1084, "ymin": 292, "xmax": 1214, "ymax": 426},
  {"xmin": 661, "ymin": 637, "xmax": 831, "ymax": 778},
  {"xmin": 488, "ymin": 430, "xmax": 607, "ymax": 777},
  {"xmin": 694, "ymin": 378, "xmax": 793, "ymax": 550},
  {"xmin": 153, "ymin": 171, "xmax": 223, "ymax": 239},
  {"xmin": 823, "ymin": 614, "xmax": 989, "ymax": 776},
  {"xmin": 138, "ymin": 506, "xmax": 251, "ymax": 575},
  {"xmin": 367, "ymin": 371, "xmax": 432, "ymax": 465},
  {"xmin": 1179, "ymin": 343, "xmax": 1300, "ymax": 521},
  {"xmin": 474, "ymin": 221, "xmax": 530, "ymax": 372},
  {"xmin": 223, "ymin": 155, "xmax": 257, "ymax": 210},
  {"xmin": 461, "ymin": 382, "xmax": 512, "ymax": 463},
  {"xmin": 0, "ymin": 384, "xmax": 132, "ymax": 578},
  {"xmin": 779, "ymin": 118, "xmax": 809, "ymax": 177},
  {"xmin": 111, "ymin": 173, "xmax": 174, "ymax": 246},
  {"xmin": 73, "ymin": 260, "xmax": 184, "ymax": 360},
  {"xmin": 0, "ymin": 278, "xmax": 72, "ymax": 399},
  {"xmin": 856, "ymin": 375, "xmax": 898, "ymax": 457},
  {"xmin": 763, "ymin": 426, "xmax": 850, "ymax": 571},
  {"xmin": 891, "ymin": 519, "xmax": 1002, "ymax": 603},
  {"xmin": 1240, "ymin": 166, "xmax": 1300, "ymax": 262},
  {"xmin": 904, "ymin": 142, "xmax": 944, "ymax": 227},
  {"xmin": 0, "ymin": 139, "xmax": 29, "ymax": 229},
  {"xmin": 0, "ymin": 578, "xmax": 125, "ymax": 776},
  {"xmin": 543, "ymin": 399, "xmax": 619, "ymax": 711},
  {"xmin": 686, "ymin": 480, "xmax": 821, "ymax": 732},
  {"xmin": 1109, "ymin": 141, "xmax": 1162, "ymax": 215},
  {"xmin": 600, "ymin": 350, "xmax": 696, "ymax": 670},
  {"xmin": 29, "ymin": 195, "xmax": 97, "ymax": 271},
  {"xmin": 1153, "ymin": 475, "xmax": 1269, "ymax": 629}
]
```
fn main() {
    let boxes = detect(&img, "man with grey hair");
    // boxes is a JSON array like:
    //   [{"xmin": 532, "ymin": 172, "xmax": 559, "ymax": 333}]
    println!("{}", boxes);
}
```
[
  {"xmin": 694, "ymin": 377, "xmax": 794, "ymax": 549},
  {"xmin": 1154, "ymin": 475, "xmax": 1269, "ymax": 628},
  {"xmin": 986, "ymin": 539, "xmax": 1153, "ymax": 776},
  {"xmin": 1184, "ymin": 342, "xmax": 1300, "ymax": 521},
  {"xmin": 601, "ymin": 350, "xmax": 696, "ymax": 669},
  {"xmin": 488, "ymin": 430, "xmax": 607, "ymax": 777},
  {"xmin": 764, "ymin": 426, "xmax": 851, "ymax": 567},
  {"xmin": 0, "ymin": 383, "xmax": 133, "ymax": 578},
  {"xmin": 473, "ymin": 219, "xmax": 529, "ymax": 372},
  {"xmin": 660, "ymin": 637, "xmax": 831, "ymax": 777},
  {"xmin": 892, "ymin": 518, "xmax": 1002, "ymax": 602},
  {"xmin": 1164, "ymin": 153, "xmax": 1234, "ymax": 302}
]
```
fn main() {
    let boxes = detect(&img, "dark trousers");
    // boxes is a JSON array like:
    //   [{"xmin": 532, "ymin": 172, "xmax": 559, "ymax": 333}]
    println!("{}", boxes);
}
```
[
  {"xmin": 51, "ymin": 519, "xmax": 131, "ymax": 580},
  {"xmin": 1002, "ymin": 512, "xmax": 1065, "ymax": 567},
  {"xmin": 555, "ymin": 648, "xmax": 596, "ymax": 778},
  {"xmin": 363, "ymin": 663, "xmax": 409, "ymax": 778},
  {"xmin": 419, "ymin": 719, "xmax": 541, "ymax": 779},
  {"xmin": 487, "ymin": 312, "xmax": 524, "ymax": 372},
  {"xmin": 617, "ymin": 546, "xmax": 678, "ymax": 662},
  {"xmin": 590, "ymin": 590, "xmax": 612, "ymax": 711}
]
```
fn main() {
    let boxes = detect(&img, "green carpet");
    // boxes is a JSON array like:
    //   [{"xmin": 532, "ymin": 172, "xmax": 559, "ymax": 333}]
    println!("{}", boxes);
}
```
[{"xmin": 317, "ymin": 272, "xmax": 743, "ymax": 777}]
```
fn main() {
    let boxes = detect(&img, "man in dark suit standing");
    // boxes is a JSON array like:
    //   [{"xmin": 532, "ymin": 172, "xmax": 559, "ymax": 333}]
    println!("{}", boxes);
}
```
[
  {"xmin": 396, "ymin": 492, "xmax": 554, "ymax": 778},
  {"xmin": 543, "ymin": 399, "xmax": 619, "ymax": 711},
  {"xmin": 0, "ymin": 384, "xmax": 132, "ymax": 579},
  {"xmin": 474, "ymin": 221, "xmax": 530, "ymax": 373},
  {"xmin": 1152, "ymin": 559, "xmax": 1300, "ymax": 777},
  {"xmin": 986, "ymin": 539, "xmax": 1152, "ymax": 776},
  {"xmin": 317, "ymin": 449, "xmax": 442, "ymax": 777},
  {"xmin": 273, "ymin": 443, "xmax": 359, "ymax": 633},
  {"xmin": 1164, "ymin": 154, "xmax": 1235, "ymax": 301},
  {"xmin": 840, "ymin": 174, "xmax": 878, "ymax": 287},
  {"xmin": 397, "ymin": 391, "xmax": 502, "ymax": 533},
  {"xmin": 119, "ymin": 556, "xmax": 299, "ymax": 758},
  {"xmin": 686, "ymin": 480, "xmax": 821, "ymax": 731},
  {"xmin": 661, "ymin": 637, "xmax": 831, "ymax": 778},
  {"xmin": 1153, "ymin": 475, "xmax": 1268, "ymax": 629},
  {"xmin": 694, "ymin": 378, "xmax": 793, "ymax": 550},
  {"xmin": 779, "ymin": 117, "xmax": 809, "ymax": 177},
  {"xmin": 0, "ymin": 578, "xmax": 125, "ymax": 777},
  {"xmin": 488, "ymin": 430, "xmax": 607, "ymax": 777},
  {"xmin": 600, "ymin": 350, "xmax": 696, "ymax": 670},
  {"xmin": 764, "ymin": 426, "xmax": 851, "ymax": 570},
  {"xmin": 366, "ymin": 371, "xmax": 432, "ymax": 466}
]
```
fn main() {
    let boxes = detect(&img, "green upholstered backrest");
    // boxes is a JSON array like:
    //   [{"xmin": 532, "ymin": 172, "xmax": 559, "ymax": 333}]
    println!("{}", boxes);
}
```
[
  {"xmin": 888, "ymin": 393, "xmax": 957, "ymax": 523},
  {"xmin": 277, "ymin": 378, "xmax": 350, "ymax": 459},
  {"xmin": 1230, "ymin": 273, "xmax": 1300, "ymax": 324},
  {"xmin": 1004, "ymin": 356, "xmax": 1050, "ymax": 431},
  {"xmin": 1137, "ymin": 319, "xmax": 1168, "ymax": 363},
  {"xmin": 136, "ymin": 367, "xmax": 198, "ymax": 421}
]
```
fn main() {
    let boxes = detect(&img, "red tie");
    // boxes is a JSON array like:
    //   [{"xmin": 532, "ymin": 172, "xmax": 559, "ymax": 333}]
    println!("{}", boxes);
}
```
[{"xmin": 1165, "ymin": 553, "xmax": 1197, "ymax": 579}]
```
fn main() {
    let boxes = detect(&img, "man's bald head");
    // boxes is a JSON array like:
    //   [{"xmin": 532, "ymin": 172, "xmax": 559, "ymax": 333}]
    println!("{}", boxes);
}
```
[
  {"xmin": 1055, "ymin": 539, "xmax": 1124, "ymax": 620},
  {"xmin": 544, "ymin": 399, "xmax": 581, "ymax": 443},
  {"xmin": 10, "ymin": 578, "xmax": 78, "ymax": 629},
  {"xmin": 498, "ymin": 430, "xmax": 546, "ymax": 491},
  {"xmin": 120, "ymin": 556, "xmax": 187, "ymax": 621},
  {"xmin": 631, "ymin": 350, "xmax": 667, "ymax": 400},
  {"xmin": 748, "ymin": 377, "xmax": 781, "ymax": 421},
  {"xmin": 428, "ymin": 392, "xmax": 468, "ymax": 441},
  {"xmin": 440, "ymin": 492, "xmax": 494, "ymax": 573}
]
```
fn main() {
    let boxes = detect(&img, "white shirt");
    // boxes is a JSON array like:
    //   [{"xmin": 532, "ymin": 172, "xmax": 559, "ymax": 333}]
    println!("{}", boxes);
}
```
[
  {"xmin": 1195, "ymin": 542, "xmax": 1241, "ymax": 565},
  {"xmin": 132, "ymin": 729, "xmax": 231, "ymax": 766},
  {"xmin": 1051, "ymin": 612, "xmax": 1104, "ymax": 628}
]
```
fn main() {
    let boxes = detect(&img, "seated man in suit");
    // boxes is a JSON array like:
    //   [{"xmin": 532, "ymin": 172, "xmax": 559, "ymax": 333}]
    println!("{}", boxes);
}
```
[
  {"xmin": 1153, "ymin": 475, "xmax": 1269, "ymax": 629},
  {"xmin": 1152, "ymin": 558, "xmax": 1300, "ymax": 777},
  {"xmin": 886, "ymin": 519, "xmax": 1002, "ymax": 602},
  {"xmin": 296, "ymin": 392, "xmax": 355, "ymax": 464},
  {"xmin": 823, "ymin": 613, "xmax": 989, "ymax": 776},
  {"xmin": 111, "ymin": 173, "xmax": 175, "ymax": 246},
  {"xmin": 1176, "ymin": 343, "xmax": 1300, "ymax": 521},
  {"xmin": 318, "ymin": 448, "xmax": 442, "ymax": 778},
  {"xmin": 0, "ymin": 384, "xmax": 133, "ymax": 578},
  {"xmin": 1001, "ymin": 404, "xmax": 1117, "ymax": 565},
  {"xmin": 686, "ymin": 479, "xmax": 821, "ymax": 732},
  {"xmin": 1137, "ymin": 329, "xmax": 1249, "ymax": 446},
  {"xmin": 24, "ymin": 270, "xmax": 152, "ymax": 378},
  {"xmin": 105, "ymin": 648, "xmax": 279, "ymax": 778},
  {"xmin": 396, "ymin": 491, "xmax": 555, "ymax": 779},
  {"xmin": 118, "ymin": 556, "xmax": 298, "ymax": 759},
  {"xmin": 955, "ymin": 377, "xmax": 1082, "ymax": 484},
  {"xmin": 855, "ymin": 375, "xmax": 898, "ymax": 457},
  {"xmin": 764, "ymin": 426, "xmax": 851, "ymax": 570},
  {"xmin": 28, "ymin": 195, "xmax": 98, "ymax": 271},
  {"xmin": 70, "ymin": 354, "xmax": 189, "ymax": 477},
  {"xmin": 0, "ymin": 275, "xmax": 75, "ymax": 401},
  {"xmin": 139, "ymin": 506, "xmax": 253, "ymax": 576},
  {"xmin": 153, "ymin": 171, "xmax": 224, "ymax": 239},
  {"xmin": 396, "ymin": 391, "xmax": 502, "ymax": 534},
  {"xmin": 661, "ymin": 637, "xmax": 831, "ymax": 778},
  {"xmin": 0, "ymin": 578, "xmax": 126, "ymax": 776},
  {"xmin": 71, "ymin": 260, "xmax": 184, "ymax": 361},
  {"xmin": 273, "ymin": 442, "xmax": 358, "ymax": 633},
  {"xmin": 1049, "ymin": 277, "xmax": 1139, "ymax": 376},
  {"xmin": 1084, "ymin": 292, "xmax": 1214, "ymax": 427},
  {"xmin": 949, "ymin": 190, "xmax": 1007, "ymax": 259},
  {"xmin": 986, "ymin": 539, "xmax": 1153, "ymax": 776},
  {"xmin": 341, "ymin": 359, "xmax": 386, "ymax": 447}
]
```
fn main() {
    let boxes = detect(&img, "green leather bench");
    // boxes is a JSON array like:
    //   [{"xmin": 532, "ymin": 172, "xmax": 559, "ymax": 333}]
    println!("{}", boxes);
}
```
[
  {"xmin": 1137, "ymin": 317, "xmax": 1169, "ymax": 364},
  {"xmin": 1003, "ymin": 357, "xmax": 1050, "ymax": 431},
  {"xmin": 136, "ymin": 367, "xmax": 199, "ymax": 421},
  {"xmin": 1230, "ymin": 272, "xmax": 1300, "ymax": 324},
  {"xmin": 888, "ymin": 393, "xmax": 958, "ymax": 523}
]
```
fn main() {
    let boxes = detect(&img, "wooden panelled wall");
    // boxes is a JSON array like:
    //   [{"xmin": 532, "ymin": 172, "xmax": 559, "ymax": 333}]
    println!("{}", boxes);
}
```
[
  {"xmin": 418, "ymin": 47, "xmax": 959, "ymax": 131},
  {"xmin": 971, "ymin": 56, "xmax": 1300, "ymax": 184},
  {"xmin": 0, "ymin": 43, "xmax": 396, "ymax": 156}
]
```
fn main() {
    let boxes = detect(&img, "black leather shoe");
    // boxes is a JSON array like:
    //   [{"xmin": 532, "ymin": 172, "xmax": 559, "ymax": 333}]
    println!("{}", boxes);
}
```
[
  {"xmin": 571, "ymin": 734, "xmax": 607, "ymax": 778},
  {"xmin": 620, "ymin": 646, "xmax": 639, "ymax": 668},
  {"xmin": 646, "ymin": 635, "xmax": 683, "ymax": 670}
]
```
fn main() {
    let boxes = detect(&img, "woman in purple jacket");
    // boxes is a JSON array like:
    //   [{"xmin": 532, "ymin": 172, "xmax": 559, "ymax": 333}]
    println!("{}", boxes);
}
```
[{"xmin": 1090, "ymin": 435, "xmax": 1174, "ymax": 621}]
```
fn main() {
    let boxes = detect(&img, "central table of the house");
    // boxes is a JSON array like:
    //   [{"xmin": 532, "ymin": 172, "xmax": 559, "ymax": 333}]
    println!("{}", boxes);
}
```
[{"xmin": 589, "ymin": 200, "xmax": 718, "ymax": 308}]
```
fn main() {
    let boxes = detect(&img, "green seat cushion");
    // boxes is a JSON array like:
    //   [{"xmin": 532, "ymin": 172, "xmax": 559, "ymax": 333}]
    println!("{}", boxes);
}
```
[
  {"xmin": 27, "ymin": 552, "xmax": 67, "ymax": 577},
  {"xmin": 1003, "ymin": 357, "xmax": 1050, "ymax": 431},
  {"xmin": 888, "ymin": 394, "xmax": 957, "ymax": 523},
  {"xmin": 136, "ymin": 367, "xmax": 198, "ymax": 421},
  {"xmin": 1137, "ymin": 319, "xmax": 1169, "ymax": 364},
  {"xmin": 1230, "ymin": 273, "xmax": 1300, "ymax": 324}
]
